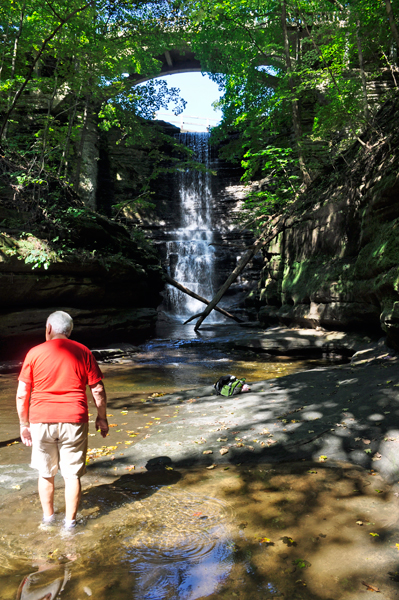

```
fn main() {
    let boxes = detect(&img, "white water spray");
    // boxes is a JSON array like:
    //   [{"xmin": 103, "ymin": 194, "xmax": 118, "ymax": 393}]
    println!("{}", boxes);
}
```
[{"xmin": 164, "ymin": 132, "xmax": 219, "ymax": 322}]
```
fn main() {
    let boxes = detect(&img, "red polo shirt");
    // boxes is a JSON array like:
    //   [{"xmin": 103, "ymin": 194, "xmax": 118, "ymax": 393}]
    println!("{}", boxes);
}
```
[{"xmin": 18, "ymin": 338, "xmax": 103, "ymax": 424}]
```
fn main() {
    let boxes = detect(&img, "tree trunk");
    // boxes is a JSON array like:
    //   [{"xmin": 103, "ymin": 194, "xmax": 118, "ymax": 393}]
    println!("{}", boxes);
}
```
[
  {"xmin": 3, "ymin": 3, "xmax": 25, "ymax": 139},
  {"xmin": 163, "ymin": 274, "xmax": 243, "ymax": 323},
  {"xmin": 39, "ymin": 62, "xmax": 59, "ymax": 174},
  {"xmin": 73, "ymin": 94, "xmax": 90, "ymax": 192},
  {"xmin": 385, "ymin": 0, "xmax": 399, "ymax": 49},
  {"xmin": 58, "ymin": 86, "xmax": 81, "ymax": 177},
  {"xmin": 356, "ymin": 18, "xmax": 370, "ymax": 122},
  {"xmin": 0, "ymin": 2, "xmax": 93, "ymax": 141},
  {"xmin": 281, "ymin": 0, "xmax": 311, "ymax": 186},
  {"xmin": 193, "ymin": 217, "xmax": 284, "ymax": 331},
  {"xmin": 0, "ymin": 19, "xmax": 10, "ymax": 81},
  {"xmin": 10, "ymin": 4, "xmax": 25, "ymax": 79}
]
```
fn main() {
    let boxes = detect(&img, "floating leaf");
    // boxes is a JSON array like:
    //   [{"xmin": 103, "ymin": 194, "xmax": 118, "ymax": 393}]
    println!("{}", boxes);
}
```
[
  {"xmin": 375, "ymin": 489, "xmax": 383, "ymax": 493},
  {"xmin": 282, "ymin": 536, "xmax": 296, "ymax": 547},
  {"xmin": 292, "ymin": 559, "xmax": 311, "ymax": 568},
  {"xmin": 369, "ymin": 532, "xmax": 379, "ymax": 537},
  {"xmin": 319, "ymin": 455, "xmax": 328, "ymax": 462},
  {"xmin": 203, "ymin": 450, "xmax": 213, "ymax": 455},
  {"xmin": 259, "ymin": 537, "xmax": 273, "ymax": 545},
  {"xmin": 356, "ymin": 521, "xmax": 363, "ymax": 526},
  {"xmin": 217, "ymin": 437, "xmax": 228, "ymax": 442},
  {"xmin": 365, "ymin": 449, "xmax": 372, "ymax": 454},
  {"xmin": 363, "ymin": 439, "xmax": 371, "ymax": 444},
  {"xmin": 109, "ymin": 424, "xmax": 118, "ymax": 428},
  {"xmin": 206, "ymin": 464, "xmax": 216, "ymax": 470},
  {"xmin": 308, "ymin": 470, "xmax": 317, "ymax": 474},
  {"xmin": 361, "ymin": 581, "xmax": 380, "ymax": 592},
  {"xmin": 165, "ymin": 465, "xmax": 173, "ymax": 471},
  {"xmin": 220, "ymin": 447, "xmax": 229, "ymax": 455}
]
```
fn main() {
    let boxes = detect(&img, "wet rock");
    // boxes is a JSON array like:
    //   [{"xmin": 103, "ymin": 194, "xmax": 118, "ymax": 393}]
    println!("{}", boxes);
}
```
[
  {"xmin": 234, "ymin": 326, "xmax": 369, "ymax": 357},
  {"xmin": 0, "ymin": 307, "xmax": 158, "ymax": 357}
]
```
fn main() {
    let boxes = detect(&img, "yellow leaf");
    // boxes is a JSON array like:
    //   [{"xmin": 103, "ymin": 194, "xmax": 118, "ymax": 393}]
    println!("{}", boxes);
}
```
[
  {"xmin": 165, "ymin": 465, "xmax": 173, "ymax": 470},
  {"xmin": 319, "ymin": 455, "xmax": 328, "ymax": 462},
  {"xmin": 369, "ymin": 532, "xmax": 379, "ymax": 537}
]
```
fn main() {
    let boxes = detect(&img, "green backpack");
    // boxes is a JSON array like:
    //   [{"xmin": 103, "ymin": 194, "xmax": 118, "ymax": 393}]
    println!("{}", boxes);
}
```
[{"xmin": 214, "ymin": 375, "xmax": 246, "ymax": 397}]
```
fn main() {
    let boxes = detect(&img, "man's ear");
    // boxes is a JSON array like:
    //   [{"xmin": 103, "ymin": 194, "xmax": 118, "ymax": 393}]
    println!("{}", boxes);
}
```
[{"xmin": 46, "ymin": 323, "xmax": 52, "ymax": 340}]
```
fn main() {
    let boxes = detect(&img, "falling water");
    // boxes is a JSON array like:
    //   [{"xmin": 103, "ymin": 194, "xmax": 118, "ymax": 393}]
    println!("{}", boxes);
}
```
[{"xmin": 164, "ymin": 132, "xmax": 219, "ymax": 322}]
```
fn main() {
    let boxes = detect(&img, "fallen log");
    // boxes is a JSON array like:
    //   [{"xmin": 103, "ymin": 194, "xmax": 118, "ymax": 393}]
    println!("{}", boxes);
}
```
[
  {"xmin": 163, "ymin": 273, "xmax": 243, "ymax": 323},
  {"xmin": 194, "ymin": 215, "xmax": 284, "ymax": 331}
]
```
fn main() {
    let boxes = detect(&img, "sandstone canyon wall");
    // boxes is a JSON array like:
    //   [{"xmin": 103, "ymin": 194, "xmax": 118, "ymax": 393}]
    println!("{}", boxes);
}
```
[{"xmin": 252, "ymin": 99, "xmax": 399, "ymax": 348}]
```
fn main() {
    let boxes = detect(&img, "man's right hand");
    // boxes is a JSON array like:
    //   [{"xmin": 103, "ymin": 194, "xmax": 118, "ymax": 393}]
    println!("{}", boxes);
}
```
[
  {"xmin": 20, "ymin": 425, "xmax": 32, "ymax": 446},
  {"xmin": 95, "ymin": 416, "xmax": 109, "ymax": 438}
]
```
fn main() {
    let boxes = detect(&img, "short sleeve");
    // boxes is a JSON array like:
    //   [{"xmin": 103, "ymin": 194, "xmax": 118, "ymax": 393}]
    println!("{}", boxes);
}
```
[
  {"xmin": 86, "ymin": 351, "xmax": 103, "ymax": 386},
  {"xmin": 18, "ymin": 352, "xmax": 33, "ymax": 384}
]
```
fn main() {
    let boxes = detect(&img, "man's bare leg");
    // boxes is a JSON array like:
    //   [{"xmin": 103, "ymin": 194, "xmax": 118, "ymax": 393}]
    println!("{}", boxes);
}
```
[
  {"xmin": 38, "ymin": 475, "xmax": 55, "ymax": 518},
  {"xmin": 64, "ymin": 478, "xmax": 81, "ymax": 522}
]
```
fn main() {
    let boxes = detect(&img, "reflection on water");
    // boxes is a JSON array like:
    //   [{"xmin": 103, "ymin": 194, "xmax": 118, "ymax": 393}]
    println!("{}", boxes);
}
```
[
  {"xmin": 1, "ymin": 472, "xmax": 234, "ymax": 600},
  {"xmin": 0, "ymin": 324, "xmax": 355, "ymax": 599},
  {"xmin": 17, "ymin": 564, "xmax": 71, "ymax": 600},
  {"xmin": 3, "ymin": 462, "xmax": 399, "ymax": 600}
]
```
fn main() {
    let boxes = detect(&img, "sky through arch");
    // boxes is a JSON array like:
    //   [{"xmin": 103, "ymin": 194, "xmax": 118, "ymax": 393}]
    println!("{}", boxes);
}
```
[{"xmin": 150, "ymin": 73, "xmax": 223, "ymax": 132}]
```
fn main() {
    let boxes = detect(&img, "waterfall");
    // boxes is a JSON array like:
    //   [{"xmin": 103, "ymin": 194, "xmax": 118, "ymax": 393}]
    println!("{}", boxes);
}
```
[{"xmin": 164, "ymin": 132, "xmax": 220, "ymax": 322}]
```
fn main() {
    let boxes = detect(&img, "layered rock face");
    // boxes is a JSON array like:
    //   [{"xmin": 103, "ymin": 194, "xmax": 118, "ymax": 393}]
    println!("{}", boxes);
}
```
[
  {"xmin": 255, "ymin": 99, "xmax": 399, "ymax": 348},
  {"xmin": 0, "ymin": 210, "xmax": 163, "ymax": 358}
]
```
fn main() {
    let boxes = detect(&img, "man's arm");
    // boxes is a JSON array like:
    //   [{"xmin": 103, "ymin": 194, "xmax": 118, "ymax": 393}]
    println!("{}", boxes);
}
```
[
  {"xmin": 16, "ymin": 380, "xmax": 32, "ymax": 446},
  {"xmin": 89, "ymin": 381, "xmax": 109, "ymax": 438}
]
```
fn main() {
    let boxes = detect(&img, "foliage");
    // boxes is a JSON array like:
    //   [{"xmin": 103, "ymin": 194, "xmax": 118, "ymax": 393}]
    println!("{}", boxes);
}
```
[
  {"xmin": 185, "ymin": 0, "xmax": 399, "ymax": 228},
  {"xmin": 2, "ymin": 0, "xmax": 399, "ymax": 238}
]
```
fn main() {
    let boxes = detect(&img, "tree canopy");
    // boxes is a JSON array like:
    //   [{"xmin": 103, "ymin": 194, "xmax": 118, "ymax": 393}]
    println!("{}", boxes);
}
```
[{"xmin": 1, "ymin": 0, "xmax": 399, "ymax": 228}]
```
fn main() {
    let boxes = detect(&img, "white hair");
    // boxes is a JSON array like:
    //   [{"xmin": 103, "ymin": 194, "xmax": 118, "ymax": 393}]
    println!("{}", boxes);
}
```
[{"xmin": 46, "ymin": 311, "xmax": 73, "ymax": 337}]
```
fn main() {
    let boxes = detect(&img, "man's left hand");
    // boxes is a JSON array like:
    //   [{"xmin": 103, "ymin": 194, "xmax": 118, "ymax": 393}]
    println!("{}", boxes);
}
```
[{"xmin": 20, "ymin": 425, "xmax": 32, "ymax": 446}]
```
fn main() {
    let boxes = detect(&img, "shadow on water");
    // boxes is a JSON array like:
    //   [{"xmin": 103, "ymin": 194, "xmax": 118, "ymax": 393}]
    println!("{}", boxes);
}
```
[{"xmin": 3, "ymin": 458, "xmax": 399, "ymax": 599}]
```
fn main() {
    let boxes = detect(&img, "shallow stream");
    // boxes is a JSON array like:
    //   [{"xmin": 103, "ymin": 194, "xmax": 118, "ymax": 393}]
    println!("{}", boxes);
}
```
[{"xmin": 1, "ymin": 324, "xmax": 397, "ymax": 599}]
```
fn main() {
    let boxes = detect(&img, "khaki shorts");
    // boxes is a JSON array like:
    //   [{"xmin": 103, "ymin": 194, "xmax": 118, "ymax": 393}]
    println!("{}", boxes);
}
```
[{"xmin": 30, "ymin": 423, "xmax": 88, "ymax": 479}]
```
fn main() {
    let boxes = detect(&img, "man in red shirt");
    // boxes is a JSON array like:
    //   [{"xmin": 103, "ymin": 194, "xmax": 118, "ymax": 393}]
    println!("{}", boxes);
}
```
[{"xmin": 16, "ymin": 310, "xmax": 109, "ymax": 529}]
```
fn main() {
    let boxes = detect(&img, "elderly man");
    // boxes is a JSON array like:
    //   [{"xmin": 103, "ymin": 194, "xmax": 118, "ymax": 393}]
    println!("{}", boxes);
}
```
[{"xmin": 16, "ymin": 310, "xmax": 109, "ymax": 529}]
